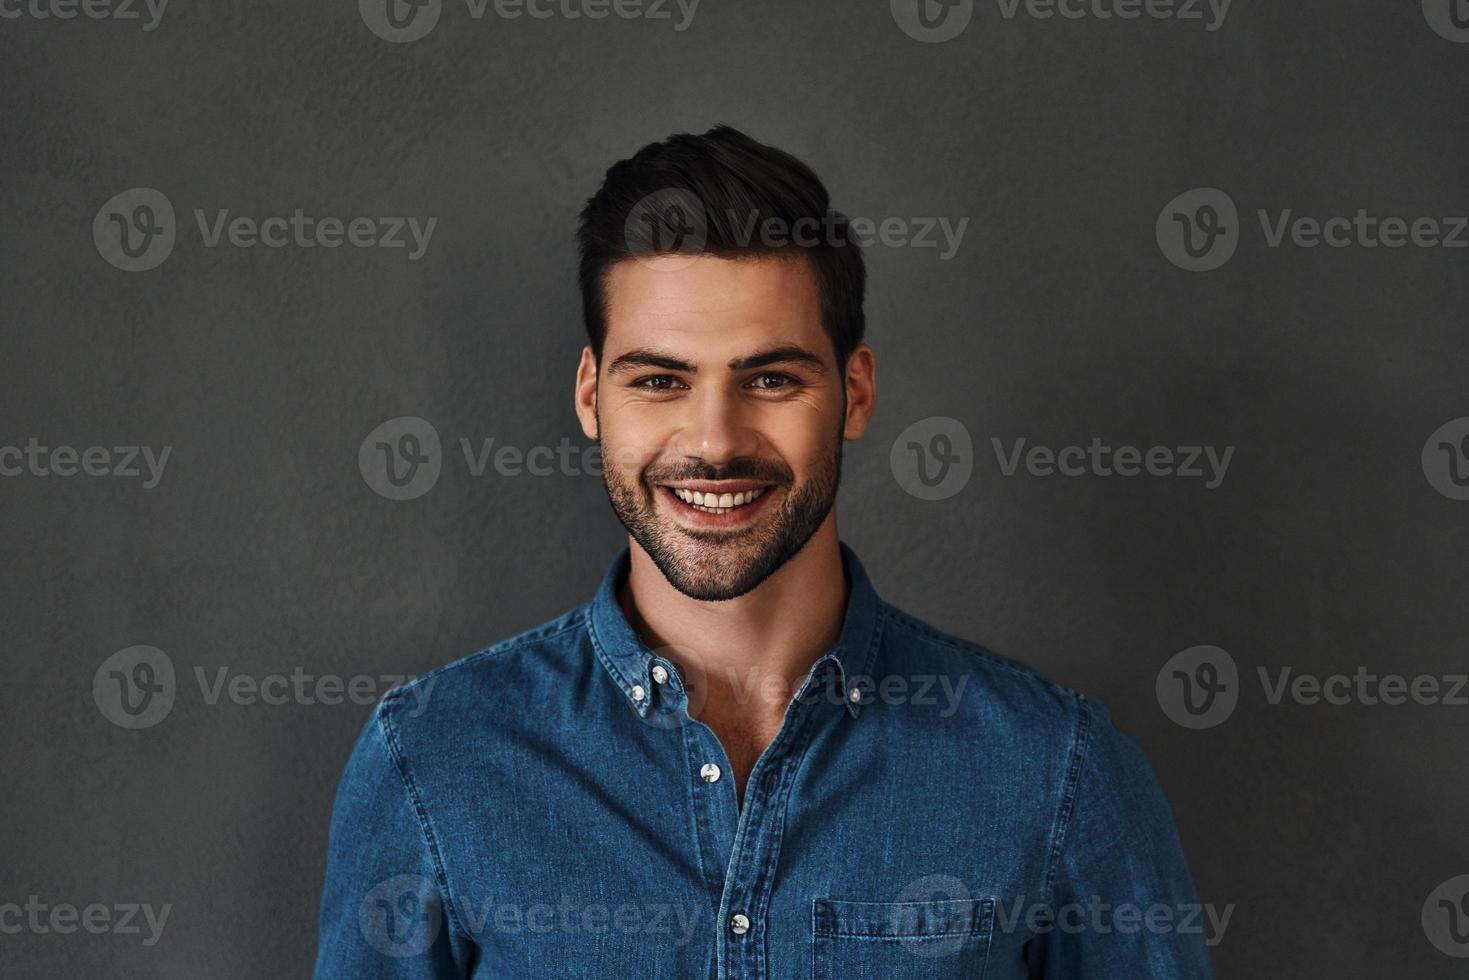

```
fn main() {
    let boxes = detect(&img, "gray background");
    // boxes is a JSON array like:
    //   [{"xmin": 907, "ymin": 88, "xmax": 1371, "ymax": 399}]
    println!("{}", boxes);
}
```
[{"xmin": 3, "ymin": 0, "xmax": 1468, "ymax": 976}]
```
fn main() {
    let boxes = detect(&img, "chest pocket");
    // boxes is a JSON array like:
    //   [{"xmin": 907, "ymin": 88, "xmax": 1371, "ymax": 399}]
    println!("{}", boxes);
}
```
[{"xmin": 811, "ymin": 896, "xmax": 995, "ymax": 979}]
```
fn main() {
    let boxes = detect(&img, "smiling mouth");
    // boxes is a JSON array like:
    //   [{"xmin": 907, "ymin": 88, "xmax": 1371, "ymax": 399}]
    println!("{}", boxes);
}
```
[{"xmin": 660, "ymin": 485, "xmax": 772, "ymax": 516}]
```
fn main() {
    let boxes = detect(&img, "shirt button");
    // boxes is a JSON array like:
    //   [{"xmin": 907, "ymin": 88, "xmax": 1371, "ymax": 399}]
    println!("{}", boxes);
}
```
[
  {"xmin": 729, "ymin": 913, "xmax": 750, "ymax": 936},
  {"xmin": 848, "ymin": 686, "xmax": 861, "ymax": 703},
  {"xmin": 651, "ymin": 664, "xmax": 669, "ymax": 685},
  {"xmin": 699, "ymin": 763, "xmax": 721, "ymax": 783},
  {"xmin": 631, "ymin": 685, "xmax": 646, "ymax": 702}
]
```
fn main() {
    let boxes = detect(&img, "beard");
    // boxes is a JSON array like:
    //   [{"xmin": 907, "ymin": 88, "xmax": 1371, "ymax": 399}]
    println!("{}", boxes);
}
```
[{"xmin": 600, "ymin": 436, "xmax": 843, "ymax": 602}]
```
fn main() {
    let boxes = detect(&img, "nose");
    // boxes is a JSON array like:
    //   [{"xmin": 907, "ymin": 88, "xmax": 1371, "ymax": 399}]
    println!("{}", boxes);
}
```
[{"xmin": 673, "ymin": 385, "xmax": 760, "ymax": 467}]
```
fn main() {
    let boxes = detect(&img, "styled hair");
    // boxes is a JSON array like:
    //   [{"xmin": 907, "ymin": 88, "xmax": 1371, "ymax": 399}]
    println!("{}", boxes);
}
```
[{"xmin": 576, "ymin": 124, "xmax": 866, "ymax": 368}]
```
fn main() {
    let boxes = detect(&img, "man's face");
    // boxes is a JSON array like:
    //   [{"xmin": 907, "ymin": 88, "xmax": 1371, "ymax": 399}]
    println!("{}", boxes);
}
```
[{"xmin": 575, "ymin": 253, "xmax": 873, "ymax": 601}]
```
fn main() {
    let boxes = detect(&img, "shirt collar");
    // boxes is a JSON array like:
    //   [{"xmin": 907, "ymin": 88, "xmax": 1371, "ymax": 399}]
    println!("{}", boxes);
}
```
[{"xmin": 585, "ymin": 542, "xmax": 883, "ymax": 720}]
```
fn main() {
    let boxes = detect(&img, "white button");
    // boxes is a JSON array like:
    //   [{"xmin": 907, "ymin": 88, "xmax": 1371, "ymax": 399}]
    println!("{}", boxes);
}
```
[
  {"xmin": 631, "ymin": 685, "xmax": 646, "ymax": 702},
  {"xmin": 848, "ymin": 687, "xmax": 861, "ymax": 703},
  {"xmin": 729, "ymin": 913, "xmax": 750, "ymax": 935},
  {"xmin": 651, "ymin": 664, "xmax": 669, "ymax": 684},
  {"xmin": 699, "ymin": 763, "xmax": 721, "ymax": 783}
]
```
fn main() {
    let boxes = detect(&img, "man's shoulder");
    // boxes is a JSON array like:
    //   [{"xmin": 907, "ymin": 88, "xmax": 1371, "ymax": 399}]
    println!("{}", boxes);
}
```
[
  {"xmin": 875, "ymin": 600, "xmax": 1115, "ymax": 743},
  {"xmin": 371, "ymin": 604, "xmax": 593, "ymax": 731}
]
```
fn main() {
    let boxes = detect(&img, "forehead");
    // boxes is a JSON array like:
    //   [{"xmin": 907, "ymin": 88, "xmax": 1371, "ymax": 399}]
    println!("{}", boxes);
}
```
[{"xmin": 601, "ymin": 253, "xmax": 828, "ymax": 363}]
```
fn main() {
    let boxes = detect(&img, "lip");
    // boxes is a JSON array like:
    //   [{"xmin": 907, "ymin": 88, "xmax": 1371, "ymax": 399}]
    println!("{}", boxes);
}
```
[
  {"xmin": 658, "ymin": 480, "xmax": 774, "ymax": 494},
  {"xmin": 655, "ymin": 482, "xmax": 781, "ymax": 530}
]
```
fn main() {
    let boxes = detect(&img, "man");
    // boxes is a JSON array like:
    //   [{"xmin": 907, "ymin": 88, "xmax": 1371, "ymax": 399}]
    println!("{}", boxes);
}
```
[{"xmin": 313, "ymin": 125, "xmax": 1213, "ymax": 978}]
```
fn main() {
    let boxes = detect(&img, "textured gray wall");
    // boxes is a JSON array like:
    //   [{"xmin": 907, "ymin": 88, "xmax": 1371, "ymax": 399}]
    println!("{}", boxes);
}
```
[{"xmin": 3, "ymin": 0, "xmax": 1468, "ymax": 976}]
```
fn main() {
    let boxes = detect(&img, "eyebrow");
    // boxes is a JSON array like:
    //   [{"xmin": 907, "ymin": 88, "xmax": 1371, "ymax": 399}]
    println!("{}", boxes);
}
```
[{"xmin": 605, "ymin": 345, "xmax": 828, "ymax": 375}]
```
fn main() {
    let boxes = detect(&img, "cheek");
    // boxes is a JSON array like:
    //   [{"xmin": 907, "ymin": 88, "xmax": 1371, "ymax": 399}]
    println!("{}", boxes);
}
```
[{"xmin": 597, "ymin": 409, "xmax": 666, "ymax": 475}]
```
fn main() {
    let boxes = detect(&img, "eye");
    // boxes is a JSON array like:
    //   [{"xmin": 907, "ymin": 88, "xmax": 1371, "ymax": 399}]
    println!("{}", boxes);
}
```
[
  {"xmin": 748, "ymin": 372, "xmax": 800, "ymax": 391},
  {"xmin": 631, "ymin": 375, "xmax": 686, "ymax": 391}
]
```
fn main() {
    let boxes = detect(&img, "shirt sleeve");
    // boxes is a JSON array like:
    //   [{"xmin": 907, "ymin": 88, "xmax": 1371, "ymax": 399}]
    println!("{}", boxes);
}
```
[
  {"xmin": 1030, "ymin": 698, "xmax": 1215, "ymax": 979},
  {"xmin": 312, "ymin": 698, "xmax": 470, "ymax": 978}
]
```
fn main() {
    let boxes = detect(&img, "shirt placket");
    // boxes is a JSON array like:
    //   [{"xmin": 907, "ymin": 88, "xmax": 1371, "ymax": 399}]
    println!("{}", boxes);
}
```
[{"xmin": 665, "ymin": 658, "xmax": 840, "ymax": 980}]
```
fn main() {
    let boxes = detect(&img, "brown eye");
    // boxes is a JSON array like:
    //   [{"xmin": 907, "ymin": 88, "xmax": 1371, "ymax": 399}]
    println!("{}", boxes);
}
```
[
  {"xmin": 751, "ymin": 373, "xmax": 796, "ymax": 390},
  {"xmin": 634, "ymin": 375, "xmax": 680, "ymax": 390}
]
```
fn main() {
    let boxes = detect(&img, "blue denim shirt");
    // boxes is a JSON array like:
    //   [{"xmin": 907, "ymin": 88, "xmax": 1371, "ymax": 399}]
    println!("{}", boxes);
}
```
[{"xmin": 313, "ymin": 544, "xmax": 1212, "ymax": 978}]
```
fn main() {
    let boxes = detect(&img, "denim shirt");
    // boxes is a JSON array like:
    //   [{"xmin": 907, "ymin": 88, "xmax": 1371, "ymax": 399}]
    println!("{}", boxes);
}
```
[{"xmin": 313, "ymin": 544, "xmax": 1213, "ymax": 979}]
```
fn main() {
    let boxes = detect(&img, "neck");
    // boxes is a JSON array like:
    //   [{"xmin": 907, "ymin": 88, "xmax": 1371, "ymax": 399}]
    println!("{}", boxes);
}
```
[{"xmin": 618, "ymin": 516, "xmax": 848, "ymax": 719}]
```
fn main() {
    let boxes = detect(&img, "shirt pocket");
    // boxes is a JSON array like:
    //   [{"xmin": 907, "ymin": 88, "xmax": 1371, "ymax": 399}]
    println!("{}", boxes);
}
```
[{"xmin": 810, "ymin": 896, "xmax": 995, "ymax": 980}]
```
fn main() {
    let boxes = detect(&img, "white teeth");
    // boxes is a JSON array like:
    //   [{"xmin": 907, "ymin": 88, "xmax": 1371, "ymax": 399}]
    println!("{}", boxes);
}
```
[{"xmin": 668, "ymin": 486, "xmax": 768, "ymax": 514}]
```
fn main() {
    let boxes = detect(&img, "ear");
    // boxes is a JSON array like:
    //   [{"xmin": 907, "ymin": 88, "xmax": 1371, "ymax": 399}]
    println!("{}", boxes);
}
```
[
  {"xmin": 841, "ymin": 343, "xmax": 876, "ymax": 440},
  {"xmin": 574, "ymin": 346, "xmax": 600, "ymax": 440}
]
